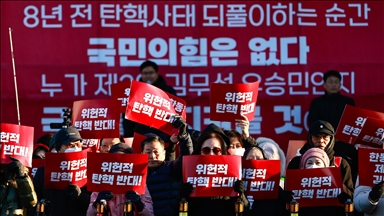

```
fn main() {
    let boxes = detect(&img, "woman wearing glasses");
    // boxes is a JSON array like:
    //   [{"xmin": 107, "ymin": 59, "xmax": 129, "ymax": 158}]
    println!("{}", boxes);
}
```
[{"xmin": 179, "ymin": 123, "xmax": 249, "ymax": 216}]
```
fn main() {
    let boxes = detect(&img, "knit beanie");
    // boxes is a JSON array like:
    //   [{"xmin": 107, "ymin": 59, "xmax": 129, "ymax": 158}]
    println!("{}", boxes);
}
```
[{"xmin": 300, "ymin": 148, "xmax": 330, "ymax": 169}]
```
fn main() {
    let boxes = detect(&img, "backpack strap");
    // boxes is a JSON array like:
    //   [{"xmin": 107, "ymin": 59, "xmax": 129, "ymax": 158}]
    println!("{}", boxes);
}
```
[{"xmin": 334, "ymin": 156, "xmax": 342, "ymax": 167}]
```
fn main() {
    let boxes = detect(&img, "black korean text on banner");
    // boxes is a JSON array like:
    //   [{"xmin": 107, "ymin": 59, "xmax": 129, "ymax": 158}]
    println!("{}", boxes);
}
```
[
  {"xmin": 0, "ymin": 123, "xmax": 34, "ymax": 167},
  {"xmin": 72, "ymin": 99, "xmax": 121, "ymax": 138}
]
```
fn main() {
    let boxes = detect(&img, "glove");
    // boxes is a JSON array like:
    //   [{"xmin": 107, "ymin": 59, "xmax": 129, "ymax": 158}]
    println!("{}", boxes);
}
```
[
  {"xmin": 6, "ymin": 157, "xmax": 26, "ymax": 178},
  {"xmin": 234, "ymin": 180, "xmax": 245, "ymax": 194},
  {"xmin": 337, "ymin": 192, "xmax": 351, "ymax": 204},
  {"xmin": 93, "ymin": 190, "xmax": 114, "ymax": 208},
  {"xmin": 172, "ymin": 115, "xmax": 187, "ymax": 137},
  {"xmin": 125, "ymin": 191, "xmax": 144, "ymax": 212},
  {"xmin": 369, "ymin": 181, "xmax": 384, "ymax": 202},
  {"xmin": 283, "ymin": 190, "xmax": 294, "ymax": 204},
  {"xmin": 65, "ymin": 184, "xmax": 82, "ymax": 201},
  {"xmin": 179, "ymin": 182, "xmax": 194, "ymax": 198}
]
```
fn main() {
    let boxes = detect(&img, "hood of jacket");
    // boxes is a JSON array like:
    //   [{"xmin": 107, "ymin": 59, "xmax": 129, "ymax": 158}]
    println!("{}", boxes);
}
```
[
  {"xmin": 256, "ymin": 137, "xmax": 286, "ymax": 177},
  {"xmin": 199, "ymin": 123, "xmax": 230, "ymax": 149}
]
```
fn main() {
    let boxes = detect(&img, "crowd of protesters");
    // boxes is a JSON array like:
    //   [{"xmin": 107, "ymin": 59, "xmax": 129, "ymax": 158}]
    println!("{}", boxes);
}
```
[{"xmin": 1, "ymin": 62, "xmax": 383, "ymax": 216}]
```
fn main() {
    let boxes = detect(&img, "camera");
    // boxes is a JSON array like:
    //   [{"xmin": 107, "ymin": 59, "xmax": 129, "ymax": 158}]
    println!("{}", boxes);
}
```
[{"xmin": 50, "ymin": 108, "xmax": 72, "ymax": 129}]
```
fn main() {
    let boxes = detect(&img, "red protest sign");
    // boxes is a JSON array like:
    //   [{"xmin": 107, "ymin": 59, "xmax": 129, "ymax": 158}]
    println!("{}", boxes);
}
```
[
  {"xmin": 111, "ymin": 82, "xmax": 131, "ymax": 113},
  {"xmin": 0, "ymin": 123, "xmax": 34, "ymax": 167},
  {"xmin": 131, "ymin": 133, "xmax": 148, "ymax": 154},
  {"xmin": 355, "ymin": 117, "xmax": 384, "ymax": 148},
  {"xmin": 87, "ymin": 152, "xmax": 148, "ymax": 194},
  {"xmin": 336, "ymin": 105, "xmax": 384, "ymax": 144},
  {"xmin": 210, "ymin": 82, "xmax": 259, "ymax": 121},
  {"xmin": 125, "ymin": 80, "xmax": 186, "ymax": 135},
  {"xmin": 29, "ymin": 159, "xmax": 45, "ymax": 178},
  {"xmin": 166, "ymin": 92, "xmax": 187, "ymax": 120},
  {"xmin": 72, "ymin": 99, "xmax": 121, "ymax": 139},
  {"xmin": 285, "ymin": 167, "xmax": 343, "ymax": 207},
  {"xmin": 183, "ymin": 155, "xmax": 241, "ymax": 197},
  {"xmin": 82, "ymin": 139, "xmax": 100, "ymax": 153},
  {"xmin": 241, "ymin": 160, "xmax": 280, "ymax": 200},
  {"xmin": 44, "ymin": 150, "xmax": 88, "ymax": 189},
  {"xmin": 358, "ymin": 148, "xmax": 384, "ymax": 186}
]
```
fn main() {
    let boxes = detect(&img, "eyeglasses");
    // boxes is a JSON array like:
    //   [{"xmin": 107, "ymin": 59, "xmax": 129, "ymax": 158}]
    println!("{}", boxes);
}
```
[
  {"xmin": 201, "ymin": 147, "xmax": 222, "ymax": 155},
  {"xmin": 312, "ymin": 134, "xmax": 331, "ymax": 141},
  {"xmin": 65, "ymin": 140, "xmax": 82, "ymax": 148}
]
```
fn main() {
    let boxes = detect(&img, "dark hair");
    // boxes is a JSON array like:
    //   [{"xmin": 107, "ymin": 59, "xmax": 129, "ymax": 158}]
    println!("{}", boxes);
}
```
[
  {"xmin": 243, "ymin": 146, "xmax": 266, "ymax": 160},
  {"xmin": 109, "ymin": 142, "xmax": 135, "ymax": 154},
  {"xmin": 140, "ymin": 135, "xmax": 165, "ymax": 152},
  {"xmin": 224, "ymin": 130, "xmax": 244, "ymax": 147},
  {"xmin": 194, "ymin": 132, "xmax": 229, "ymax": 155},
  {"xmin": 140, "ymin": 60, "xmax": 158, "ymax": 73},
  {"xmin": 323, "ymin": 70, "xmax": 341, "ymax": 82},
  {"xmin": 100, "ymin": 136, "xmax": 125, "ymax": 146},
  {"xmin": 36, "ymin": 133, "xmax": 54, "ymax": 145}
]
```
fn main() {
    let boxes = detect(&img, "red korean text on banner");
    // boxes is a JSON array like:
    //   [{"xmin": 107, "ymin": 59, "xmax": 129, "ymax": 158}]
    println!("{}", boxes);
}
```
[
  {"xmin": 241, "ymin": 160, "xmax": 280, "ymax": 200},
  {"xmin": 111, "ymin": 82, "xmax": 131, "ymax": 113},
  {"xmin": 183, "ymin": 155, "xmax": 241, "ymax": 197},
  {"xmin": 87, "ymin": 152, "xmax": 148, "ymax": 194},
  {"xmin": 0, "ymin": 123, "xmax": 34, "ymax": 167},
  {"xmin": 82, "ymin": 139, "xmax": 100, "ymax": 153},
  {"xmin": 285, "ymin": 167, "xmax": 343, "ymax": 207},
  {"xmin": 125, "ymin": 80, "xmax": 186, "ymax": 135},
  {"xmin": 29, "ymin": 159, "xmax": 45, "ymax": 178},
  {"xmin": 358, "ymin": 148, "xmax": 384, "ymax": 187},
  {"xmin": 355, "ymin": 117, "xmax": 384, "ymax": 148},
  {"xmin": 210, "ymin": 82, "xmax": 259, "ymax": 121},
  {"xmin": 336, "ymin": 105, "xmax": 384, "ymax": 144},
  {"xmin": 44, "ymin": 150, "xmax": 88, "ymax": 189},
  {"xmin": 72, "ymin": 99, "xmax": 121, "ymax": 139}
]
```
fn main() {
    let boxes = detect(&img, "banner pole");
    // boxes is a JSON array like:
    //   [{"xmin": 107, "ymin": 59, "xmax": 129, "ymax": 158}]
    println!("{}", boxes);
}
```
[{"xmin": 8, "ymin": 27, "xmax": 21, "ymax": 125}]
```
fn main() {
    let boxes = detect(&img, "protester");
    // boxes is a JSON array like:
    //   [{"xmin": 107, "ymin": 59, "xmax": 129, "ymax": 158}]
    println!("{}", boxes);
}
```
[
  {"xmin": 99, "ymin": 136, "xmax": 124, "ymax": 153},
  {"xmin": 1, "ymin": 157, "xmax": 37, "ymax": 215},
  {"xmin": 287, "ymin": 120, "xmax": 354, "ymax": 212},
  {"xmin": 143, "ymin": 116, "xmax": 193, "ymax": 216},
  {"xmin": 32, "ymin": 133, "xmax": 53, "ymax": 159},
  {"xmin": 354, "ymin": 178, "xmax": 384, "ymax": 216},
  {"xmin": 242, "ymin": 145, "xmax": 287, "ymax": 216},
  {"xmin": 31, "ymin": 127, "xmax": 90, "ymax": 216},
  {"xmin": 308, "ymin": 70, "xmax": 355, "ymax": 130},
  {"xmin": 179, "ymin": 123, "xmax": 249, "ymax": 216},
  {"xmin": 87, "ymin": 143, "xmax": 154, "ymax": 216},
  {"xmin": 290, "ymin": 148, "xmax": 346, "ymax": 215},
  {"xmin": 257, "ymin": 137, "xmax": 286, "ymax": 189}
]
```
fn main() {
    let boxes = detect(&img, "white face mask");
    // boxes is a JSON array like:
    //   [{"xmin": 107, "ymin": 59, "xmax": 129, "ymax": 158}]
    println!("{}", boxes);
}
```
[
  {"xmin": 228, "ymin": 148, "xmax": 245, "ymax": 156},
  {"xmin": 306, "ymin": 164, "xmax": 324, "ymax": 169},
  {"xmin": 64, "ymin": 146, "xmax": 82, "ymax": 153}
]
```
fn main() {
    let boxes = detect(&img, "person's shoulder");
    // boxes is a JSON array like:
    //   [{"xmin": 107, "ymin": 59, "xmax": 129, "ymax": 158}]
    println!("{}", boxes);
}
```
[
  {"xmin": 310, "ymin": 95, "xmax": 326, "ymax": 103},
  {"xmin": 339, "ymin": 94, "xmax": 355, "ymax": 103}
]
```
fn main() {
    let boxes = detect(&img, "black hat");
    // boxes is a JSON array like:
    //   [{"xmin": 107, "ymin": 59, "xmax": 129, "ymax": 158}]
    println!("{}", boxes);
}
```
[
  {"xmin": 50, "ymin": 127, "xmax": 82, "ymax": 151},
  {"xmin": 200, "ymin": 123, "xmax": 230, "ymax": 148},
  {"xmin": 308, "ymin": 120, "xmax": 335, "ymax": 135},
  {"xmin": 109, "ymin": 142, "xmax": 134, "ymax": 154}
]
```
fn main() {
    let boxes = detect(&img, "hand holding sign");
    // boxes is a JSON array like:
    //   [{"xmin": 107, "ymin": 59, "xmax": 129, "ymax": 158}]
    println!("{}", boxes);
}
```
[
  {"xmin": 369, "ymin": 181, "xmax": 384, "ymax": 202},
  {"xmin": 172, "ymin": 115, "xmax": 187, "ymax": 138},
  {"xmin": 235, "ymin": 114, "xmax": 250, "ymax": 139}
]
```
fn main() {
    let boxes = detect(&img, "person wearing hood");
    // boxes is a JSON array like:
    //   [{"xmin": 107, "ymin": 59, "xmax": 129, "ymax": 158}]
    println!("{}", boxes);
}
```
[
  {"xmin": 287, "ymin": 120, "xmax": 354, "ymax": 205},
  {"xmin": 256, "ymin": 137, "xmax": 286, "ymax": 189},
  {"xmin": 308, "ymin": 70, "xmax": 355, "ymax": 130},
  {"xmin": 30, "ymin": 127, "xmax": 90, "ymax": 216},
  {"xmin": 179, "ymin": 123, "xmax": 249, "ymax": 216},
  {"xmin": 122, "ymin": 60, "xmax": 177, "ymax": 148}
]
